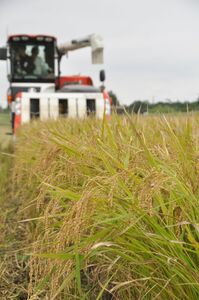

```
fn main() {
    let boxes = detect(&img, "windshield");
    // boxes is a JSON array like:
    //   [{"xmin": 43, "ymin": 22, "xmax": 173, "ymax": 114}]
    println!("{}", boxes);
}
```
[{"xmin": 10, "ymin": 41, "xmax": 55, "ymax": 82}]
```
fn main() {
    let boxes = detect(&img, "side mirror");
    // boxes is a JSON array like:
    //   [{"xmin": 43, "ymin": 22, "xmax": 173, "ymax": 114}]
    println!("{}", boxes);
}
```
[
  {"xmin": 0, "ymin": 47, "xmax": 7, "ymax": 60},
  {"xmin": 99, "ymin": 69, "xmax": 105, "ymax": 82}
]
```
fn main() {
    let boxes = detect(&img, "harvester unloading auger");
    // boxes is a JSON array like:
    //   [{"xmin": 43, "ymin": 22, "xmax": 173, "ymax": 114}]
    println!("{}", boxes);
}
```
[
  {"xmin": 0, "ymin": 33, "xmax": 111, "ymax": 133},
  {"xmin": 58, "ymin": 34, "xmax": 104, "ymax": 64}
]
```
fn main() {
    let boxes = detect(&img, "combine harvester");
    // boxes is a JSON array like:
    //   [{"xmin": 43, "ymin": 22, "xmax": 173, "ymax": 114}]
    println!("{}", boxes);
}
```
[{"xmin": 0, "ymin": 34, "xmax": 111, "ymax": 133}]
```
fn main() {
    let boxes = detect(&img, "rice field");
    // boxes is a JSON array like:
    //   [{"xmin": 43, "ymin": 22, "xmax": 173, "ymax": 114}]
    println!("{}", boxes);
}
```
[{"xmin": 1, "ymin": 113, "xmax": 199, "ymax": 299}]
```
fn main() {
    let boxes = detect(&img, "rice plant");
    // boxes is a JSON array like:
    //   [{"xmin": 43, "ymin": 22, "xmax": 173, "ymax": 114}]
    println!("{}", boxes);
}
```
[{"xmin": 11, "ymin": 114, "xmax": 199, "ymax": 299}]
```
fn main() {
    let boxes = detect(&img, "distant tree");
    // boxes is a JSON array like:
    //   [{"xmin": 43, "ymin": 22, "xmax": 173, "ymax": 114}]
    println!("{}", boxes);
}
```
[
  {"xmin": 108, "ymin": 91, "xmax": 120, "ymax": 106},
  {"xmin": 115, "ymin": 98, "xmax": 199, "ymax": 115},
  {"xmin": 128, "ymin": 101, "xmax": 148, "ymax": 114}
]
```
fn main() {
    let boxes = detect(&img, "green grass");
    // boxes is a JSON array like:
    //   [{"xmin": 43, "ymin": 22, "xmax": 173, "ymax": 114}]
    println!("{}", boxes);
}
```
[
  {"xmin": 0, "ymin": 111, "xmax": 10, "ymax": 125},
  {"xmin": 0, "ymin": 111, "xmax": 12, "ymax": 202},
  {"xmin": 0, "ymin": 112, "xmax": 12, "ymax": 149},
  {"xmin": 4, "ymin": 114, "xmax": 199, "ymax": 299}
]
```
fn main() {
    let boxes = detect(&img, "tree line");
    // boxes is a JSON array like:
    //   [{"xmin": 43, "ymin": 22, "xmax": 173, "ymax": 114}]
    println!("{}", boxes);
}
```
[{"xmin": 109, "ymin": 91, "xmax": 199, "ymax": 114}]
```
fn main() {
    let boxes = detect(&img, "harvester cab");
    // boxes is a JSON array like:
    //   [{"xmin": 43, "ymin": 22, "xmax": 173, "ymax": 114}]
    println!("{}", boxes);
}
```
[{"xmin": 0, "ymin": 35, "xmax": 56, "ymax": 114}]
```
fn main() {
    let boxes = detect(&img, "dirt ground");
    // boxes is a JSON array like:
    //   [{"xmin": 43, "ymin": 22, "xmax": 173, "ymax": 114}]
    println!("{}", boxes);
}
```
[{"xmin": 0, "ymin": 197, "xmax": 29, "ymax": 299}]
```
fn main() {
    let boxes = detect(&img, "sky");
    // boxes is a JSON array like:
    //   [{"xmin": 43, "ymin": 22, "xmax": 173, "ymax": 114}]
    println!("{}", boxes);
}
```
[{"xmin": 1, "ymin": 0, "xmax": 199, "ymax": 107}]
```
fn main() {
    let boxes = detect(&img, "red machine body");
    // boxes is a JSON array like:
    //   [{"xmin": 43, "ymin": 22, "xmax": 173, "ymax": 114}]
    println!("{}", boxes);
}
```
[{"xmin": 56, "ymin": 76, "xmax": 93, "ymax": 89}]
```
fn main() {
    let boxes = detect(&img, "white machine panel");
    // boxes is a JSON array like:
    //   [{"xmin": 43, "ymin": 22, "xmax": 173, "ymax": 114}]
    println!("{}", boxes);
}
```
[
  {"xmin": 96, "ymin": 97, "xmax": 105, "ymax": 118},
  {"xmin": 49, "ymin": 97, "xmax": 59, "ymax": 119},
  {"xmin": 68, "ymin": 97, "xmax": 77, "ymax": 117},
  {"xmin": 21, "ymin": 95, "xmax": 30, "ymax": 124},
  {"xmin": 40, "ymin": 96, "xmax": 49, "ymax": 120},
  {"xmin": 20, "ymin": 92, "xmax": 106, "ymax": 122}
]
